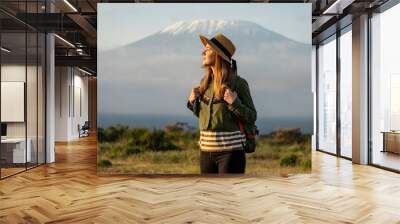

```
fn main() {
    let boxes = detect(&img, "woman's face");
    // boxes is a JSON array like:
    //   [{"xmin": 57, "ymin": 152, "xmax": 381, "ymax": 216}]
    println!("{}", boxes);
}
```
[{"xmin": 202, "ymin": 43, "xmax": 216, "ymax": 67}]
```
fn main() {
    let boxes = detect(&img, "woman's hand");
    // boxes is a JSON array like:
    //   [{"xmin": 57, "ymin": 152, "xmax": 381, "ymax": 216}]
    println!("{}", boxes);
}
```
[
  {"xmin": 224, "ymin": 88, "xmax": 237, "ymax": 105},
  {"xmin": 189, "ymin": 87, "xmax": 200, "ymax": 104}
]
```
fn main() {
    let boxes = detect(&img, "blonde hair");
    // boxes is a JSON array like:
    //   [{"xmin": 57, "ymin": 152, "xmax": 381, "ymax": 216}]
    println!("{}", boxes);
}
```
[{"xmin": 199, "ymin": 54, "xmax": 237, "ymax": 100}]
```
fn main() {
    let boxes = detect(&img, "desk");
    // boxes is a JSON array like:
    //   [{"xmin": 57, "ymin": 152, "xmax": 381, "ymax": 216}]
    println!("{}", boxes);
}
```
[
  {"xmin": 1, "ymin": 138, "xmax": 32, "ymax": 164},
  {"xmin": 381, "ymin": 131, "xmax": 400, "ymax": 154}
]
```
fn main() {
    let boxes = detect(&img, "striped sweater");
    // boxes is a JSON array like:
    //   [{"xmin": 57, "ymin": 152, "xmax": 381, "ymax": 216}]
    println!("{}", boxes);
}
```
[{"xmin": 199, "ymin": 130, "xmax": 246, "ymax": 152}]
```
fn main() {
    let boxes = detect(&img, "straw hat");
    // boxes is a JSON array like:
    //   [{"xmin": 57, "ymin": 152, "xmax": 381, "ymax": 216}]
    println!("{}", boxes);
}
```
[{"xmin": 199, "ymin": 32, "xmax": 236, "ymax": 63}]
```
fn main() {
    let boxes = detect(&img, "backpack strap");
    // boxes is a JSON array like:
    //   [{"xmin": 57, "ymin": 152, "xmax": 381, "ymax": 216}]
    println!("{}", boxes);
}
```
[
  {"xmin": 231, "ymin": 75, "xmax": 256, "ymax": 139},
  {"xmin": 230, "ymin": 74, "xmax": 240, "ymax": 95},
  {"xmin": 238, "ymin": 119, "xmax": 245, "ymax": 133},
  {"xmin": 231, "ymin": 75, "xmax": 246, "ymax": 133}
]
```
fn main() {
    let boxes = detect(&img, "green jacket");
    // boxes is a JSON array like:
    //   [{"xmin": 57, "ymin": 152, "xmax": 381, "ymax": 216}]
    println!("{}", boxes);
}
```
[{"xmin": 187, "ymin": 74, "xmax": 257, "ymax": 132}]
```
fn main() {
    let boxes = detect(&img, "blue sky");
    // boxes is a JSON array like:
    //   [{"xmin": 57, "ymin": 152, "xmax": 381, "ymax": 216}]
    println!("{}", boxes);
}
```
[{"xmin": 98, "ymin": 3, "xmax": 311, "ymax": 51}]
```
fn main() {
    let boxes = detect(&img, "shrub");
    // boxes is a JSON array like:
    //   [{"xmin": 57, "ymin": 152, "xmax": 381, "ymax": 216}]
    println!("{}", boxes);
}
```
[
  {"xmin": 98, "ymin": 159, "xmax": 112, "ymax": 167},
  {"xmin": 99, "ymin": 126, "xmax": 180, "ymax": 153},
  {"xmin": 300, "ymin": 159, "xmax": 312, "ymax": 169},
  {"xmin": 268, "ymin": 128, "xmax": 307, "ymax": 145},
  {"xmin": 289, "ymin": 145, "xmax": 305, "ymax": 153},
  {"xmin": 107, "ymin": 146, "xmax": 123, "ymax": 159},
  {"xmin": 280, "ymin": 154, "xmax": 298, "ymax": 167},
  {"xmin": 146, "ymin": 129, "xmax": 178, "ymax": 151},
  {"xmin": 128, "ymin": 128, "xmax": 150, "ymax": 146},
  {"xmin": 125, "ymin": 146, "xmax": 143, "ymax": 156},
  {"xmin": 98, "ymin": 125, "xmax": 129, "ymax": 142}
]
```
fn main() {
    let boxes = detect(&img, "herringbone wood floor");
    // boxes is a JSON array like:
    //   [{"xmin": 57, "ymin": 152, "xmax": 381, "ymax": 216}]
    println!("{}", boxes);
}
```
[{"xmin": 1, "ymin": 135, "xmax": 400, "ymax": 224}]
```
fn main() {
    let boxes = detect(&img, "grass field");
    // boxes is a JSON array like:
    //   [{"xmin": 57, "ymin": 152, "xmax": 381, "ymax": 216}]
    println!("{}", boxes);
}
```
[{"xmin": 97, "ymin": 123, "xmax": 311, "ymax": 175}]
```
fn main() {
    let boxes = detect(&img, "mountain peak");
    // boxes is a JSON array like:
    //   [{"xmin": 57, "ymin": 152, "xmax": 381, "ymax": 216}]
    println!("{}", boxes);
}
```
[{"xmin": 159, "ymin": 19, "xmax": 263, "ymax": 36}]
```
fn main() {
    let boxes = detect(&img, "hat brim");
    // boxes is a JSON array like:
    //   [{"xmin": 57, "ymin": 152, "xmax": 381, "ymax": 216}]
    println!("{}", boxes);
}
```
[{"xmin": 199, "ymin": 34, "xmax": 231, "ymax": 62}]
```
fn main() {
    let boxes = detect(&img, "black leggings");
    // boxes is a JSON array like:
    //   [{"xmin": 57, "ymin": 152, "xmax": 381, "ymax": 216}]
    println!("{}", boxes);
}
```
[{"xmin": 200, "ymin": 150, "xmax": 246, "ymax": 174}]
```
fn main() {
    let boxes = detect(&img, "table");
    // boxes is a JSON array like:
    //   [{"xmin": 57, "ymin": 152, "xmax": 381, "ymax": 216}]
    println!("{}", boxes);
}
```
[
  {"xmin": 0, "ymin": 138, "xmax": 32, "ymax": 164},
  {"xmin": 381, "ymin": 131, "xmax": 400, "ymax": 154}
]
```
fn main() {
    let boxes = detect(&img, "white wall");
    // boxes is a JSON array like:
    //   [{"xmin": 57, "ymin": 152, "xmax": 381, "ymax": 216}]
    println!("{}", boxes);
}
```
[
  {"xmin": 55, "ymin": 66, "xmax": 70, "ymax": 141},
  {"xmin": 55, "ymin": 67, "xmax": 89, "ymax": 141},
  {"xmin": 73, "ymin": 73, "xmax": 89, "ymax": 138},
  {"xmin": 1, "ymin": 65, "xmax": 26, "ymax": 140}
]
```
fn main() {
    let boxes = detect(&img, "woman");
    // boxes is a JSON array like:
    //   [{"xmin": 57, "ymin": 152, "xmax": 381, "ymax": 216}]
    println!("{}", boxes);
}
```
[{"xmin": 186, "ymin": 33, "xmax": 257, "ymax": 174}]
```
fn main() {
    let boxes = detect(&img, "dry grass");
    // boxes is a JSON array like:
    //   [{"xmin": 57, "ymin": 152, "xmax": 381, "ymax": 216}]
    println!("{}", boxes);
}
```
[{"xmin": 97, "ymin": 127, "xmax": 311, "ymax": 175}]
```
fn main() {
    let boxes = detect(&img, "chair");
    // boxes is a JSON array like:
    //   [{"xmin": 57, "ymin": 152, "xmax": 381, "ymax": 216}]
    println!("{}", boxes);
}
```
[{"xmin": 78, "ymin": 121, "xmax": 90, "ymax": 138}]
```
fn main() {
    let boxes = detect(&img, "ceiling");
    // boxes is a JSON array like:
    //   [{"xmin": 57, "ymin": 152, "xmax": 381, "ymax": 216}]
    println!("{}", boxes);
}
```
[
  {"xmin": 0, "ymin": 0, "xmax": 394, "ymax": 74},
  {"xmin": 311, "ymin": 0, "xmax": 390, "ymax": 44}
]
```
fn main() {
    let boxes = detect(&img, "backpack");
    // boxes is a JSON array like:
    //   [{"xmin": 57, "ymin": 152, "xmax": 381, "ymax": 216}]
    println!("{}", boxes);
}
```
[{"xmin": 231, "ymin": 75, "xmax": 259, "ymax": 153}]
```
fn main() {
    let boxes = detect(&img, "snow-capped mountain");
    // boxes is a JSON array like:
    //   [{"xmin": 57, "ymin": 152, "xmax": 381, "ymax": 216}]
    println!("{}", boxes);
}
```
[
  {"xmin": 158, "ymin": 19, "xmax": 271, "ymax": 37},
  {"xmin": 100, "ymin": 19, "xmax": 306, "ymax": 62},
  {"xmin": 99, "ymin": 20, "xmax": 312, "ymax": 119}
]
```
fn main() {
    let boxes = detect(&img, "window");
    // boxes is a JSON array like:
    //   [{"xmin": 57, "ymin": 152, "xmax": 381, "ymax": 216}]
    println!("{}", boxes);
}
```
[
  {"xmin": 370, "ymin": 2, "xmax": 400, "ymax": 171},
  {"xmin": 317, "ymin": 35, "xmax": 337, "ymax": 154},
  {"xmin": 339, "ymin": 26, "xmax": 352, "ymax": 158}
]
